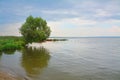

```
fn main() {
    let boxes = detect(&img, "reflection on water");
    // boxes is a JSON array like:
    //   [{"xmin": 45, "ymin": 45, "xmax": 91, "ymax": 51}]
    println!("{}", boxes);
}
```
[
  {"xmin": 3, "ymin": 50, "xmax": 16, "ymax": 55},
  {"xmin": 0, "ymin": 52, "xmax": 2, "ymax": 58},
  {"xmin": 0, "ymin": 50, "xmax": 16, "ymax": 60},
  {"xmin": 0, "ymin": 50, "xmax": 16, "ymax": 56},
  {"xmin": 21, "ymin": 47, "xmax": 50, "ymax": 77}
]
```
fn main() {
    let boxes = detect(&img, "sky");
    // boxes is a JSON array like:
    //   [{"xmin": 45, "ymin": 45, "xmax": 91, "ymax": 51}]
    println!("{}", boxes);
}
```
[{"xmin": 0, "ymin": 0, "xmax": 120, "ymax": 37}]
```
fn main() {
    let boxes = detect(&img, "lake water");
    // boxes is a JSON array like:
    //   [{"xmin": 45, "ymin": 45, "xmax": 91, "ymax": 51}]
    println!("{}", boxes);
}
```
[{"xmin": 0, "ymin": 38, "xmax": 120, "ymax": 80}]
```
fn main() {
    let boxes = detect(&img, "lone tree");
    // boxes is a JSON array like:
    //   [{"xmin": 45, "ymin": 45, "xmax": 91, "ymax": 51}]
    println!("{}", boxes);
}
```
[{"xmin": 20, "ymin": 15, "xmax": 51, "ymax": 43}]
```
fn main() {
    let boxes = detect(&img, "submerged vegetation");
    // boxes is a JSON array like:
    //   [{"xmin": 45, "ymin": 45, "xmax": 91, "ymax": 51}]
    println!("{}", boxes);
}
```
[{"xmin": 0, "ymin": 36, "xmax": 25, "ymax": 52}]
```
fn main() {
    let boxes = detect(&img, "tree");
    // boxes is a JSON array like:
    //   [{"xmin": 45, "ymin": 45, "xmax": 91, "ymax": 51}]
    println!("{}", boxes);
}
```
[{"xmin": 20, "ymin": 15, "xmax": 51, "ymax": 43}]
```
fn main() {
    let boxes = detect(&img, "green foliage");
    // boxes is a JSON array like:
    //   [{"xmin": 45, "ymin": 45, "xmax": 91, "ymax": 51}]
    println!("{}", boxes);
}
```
[
  {"xmin": 20, "ymin": 15, "xmax": 51, "ymax": 43},
  {"xmin": 0, "ymin": 36, "xmax": 25, "ymax": 52}
]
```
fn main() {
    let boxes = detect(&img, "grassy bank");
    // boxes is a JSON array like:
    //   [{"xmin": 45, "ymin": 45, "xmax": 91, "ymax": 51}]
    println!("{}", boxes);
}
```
[
  {"xmin": 0, "ymin": 36, "xmax": 25, "ymax": 52},
  {"xmin": 0, "ymin": 36, "xmax": 67, "ymax": 52}
]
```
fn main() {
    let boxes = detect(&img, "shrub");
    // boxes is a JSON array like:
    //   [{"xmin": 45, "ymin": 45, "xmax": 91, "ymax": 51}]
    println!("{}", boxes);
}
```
[{"xmin": 0, "ymin": 36, "xmax": 25, "ymax": 52}]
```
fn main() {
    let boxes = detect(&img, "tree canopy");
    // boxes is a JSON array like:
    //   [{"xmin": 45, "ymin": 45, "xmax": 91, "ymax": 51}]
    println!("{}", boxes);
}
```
[{"xmin": 20, "ymin": 15, "xmax": 51, "ymax": 43}]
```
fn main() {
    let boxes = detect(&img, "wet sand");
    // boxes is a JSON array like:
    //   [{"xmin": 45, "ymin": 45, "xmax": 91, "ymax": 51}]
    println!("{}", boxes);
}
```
[{"xmin": 0, "ymin": 72, "xmax": 18, "ymax": 80}]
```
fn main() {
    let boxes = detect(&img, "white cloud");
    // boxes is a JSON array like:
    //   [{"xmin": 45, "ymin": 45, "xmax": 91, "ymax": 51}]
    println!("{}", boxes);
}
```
[
  {"xmin": 0, "ymin": 23, "xmax": 22, "ymax": 36},
  {"xmin": 15, "ymin": 6, "xmax": 34, "ymax": 16},
  {"xmin": 95, "ymin": 9, "xmax": 112, "ymax": 17},
  {"xmin": 102, "ymin": 19, "xmax": 120, "ymax": 24},
  {"xmin": 48, "ymin": 18, "xmax": 120, "ymax": 37},
  {"xmin": 108, "ymin": 19, "xmax": 120, "ymax": 23},
  {"xmin": 41, "ymin": 10, "xmax": 78, "ymax": 15},
  {"xmin": 48, "ymin": 18, "xmax": 97, "ymax": 36},
  {"xmin": 48, "ymin": 18, "xmax": 97, "ymax": 26},
  {"xmin": 109, "ymin": 26, "xmax": 120, "ymax": 33},
  {"xmin": 63, "ymin": 18, "xmax": 97, "ymax": 25}
]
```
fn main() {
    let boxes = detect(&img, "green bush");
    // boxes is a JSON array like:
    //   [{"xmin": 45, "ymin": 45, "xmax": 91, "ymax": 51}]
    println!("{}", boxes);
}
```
[{"xmin": 0, "ymin": 36, "xmax": 25, "ymax": 52}]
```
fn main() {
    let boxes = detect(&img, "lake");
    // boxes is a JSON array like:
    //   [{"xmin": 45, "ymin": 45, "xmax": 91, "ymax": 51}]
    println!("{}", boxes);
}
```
[{"xmin": 0, "ymin": 38, "xmax": 120, "ymax": 80}]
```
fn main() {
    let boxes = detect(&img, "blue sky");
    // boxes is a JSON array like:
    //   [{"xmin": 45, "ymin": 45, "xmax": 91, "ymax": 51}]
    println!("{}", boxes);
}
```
[{"xmin": 0, "ymin": 0, "xmax": 120, "ymax": 37}]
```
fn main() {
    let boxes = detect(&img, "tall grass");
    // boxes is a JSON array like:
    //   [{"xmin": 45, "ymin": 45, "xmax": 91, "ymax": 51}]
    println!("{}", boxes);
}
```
[{"xmin": 0, "ymin": 36, "xmax": 25, "ymax": 52}]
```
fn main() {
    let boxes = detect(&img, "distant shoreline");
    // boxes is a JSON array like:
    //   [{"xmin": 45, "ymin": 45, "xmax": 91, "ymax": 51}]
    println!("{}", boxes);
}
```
[
  {"xmin": 47, "ymin": 38, "xmax": 67, "ymax": 41},
  {"xmin": 50, "ymin": 36, "xmax": 120, "ymax": 38}
]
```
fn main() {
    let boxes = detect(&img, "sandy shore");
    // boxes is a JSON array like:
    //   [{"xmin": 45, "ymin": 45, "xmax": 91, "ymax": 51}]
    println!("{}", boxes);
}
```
[{"xmin": 0, "ymin": 72, "xmax": 18, "ymax": 80}]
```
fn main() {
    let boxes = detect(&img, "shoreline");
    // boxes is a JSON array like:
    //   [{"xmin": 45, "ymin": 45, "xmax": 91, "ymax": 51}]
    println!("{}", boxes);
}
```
[
  {"xmin": 0, "ymin": 71, "xmax": 18, "ymax": 80},
  {"xmin": 0, "ymin": 71, "xmax": 24, "ymax": 80}
]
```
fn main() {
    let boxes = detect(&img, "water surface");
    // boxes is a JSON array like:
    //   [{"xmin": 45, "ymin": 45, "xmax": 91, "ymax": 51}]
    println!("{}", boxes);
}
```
[{"xmin": 0, "ymin": 38, "xmax": 120, "ymax": 80}]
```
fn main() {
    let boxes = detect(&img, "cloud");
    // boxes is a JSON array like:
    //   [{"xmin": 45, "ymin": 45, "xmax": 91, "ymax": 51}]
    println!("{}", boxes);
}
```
[
  {"xmin": 108, "ymin": 19, "xmax": 120, "ymax": 23},
  {"xmin": 95, "ymin": 9, "xmax": 112, "ymax": 17},
  {"xmin": 109, "ymin": 26, "xmax": 120, "ymax": 33},
  {"xmin": 48, "ymin": 17, "xmax": 120, "ymax": 37},
  {"xmin": 67, "ymin": 0, "xmax": 120, "ymax": 21},
  {"xmin": 0, "ymin": 23, "xmax": 22, "ymax": 36},
  {"xmin": 41, "ymin": 9, "xmax": 78, "ymax": 15},
  {"xmin": 48, "ymin": 18, "xmax": 97, "ymax": 27},
  {"xmin": 48, "ymin": 18, "xmax": 97, "ymax": 36}
]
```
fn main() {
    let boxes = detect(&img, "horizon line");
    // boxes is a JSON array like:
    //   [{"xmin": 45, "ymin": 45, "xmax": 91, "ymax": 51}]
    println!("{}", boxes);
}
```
[
  {"xmin": 50, "ymin": 36, "xmax": 120, "ymax": 38},
  {"xmin": 0, "ymin": 35, "xmax": 120, "ymax": 38}
]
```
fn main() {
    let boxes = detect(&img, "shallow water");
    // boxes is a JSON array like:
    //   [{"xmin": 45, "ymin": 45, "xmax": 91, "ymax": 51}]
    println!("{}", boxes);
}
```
[{"xmin": 0, "ymin": 38, "xmax": 120, "ymax": 80}]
